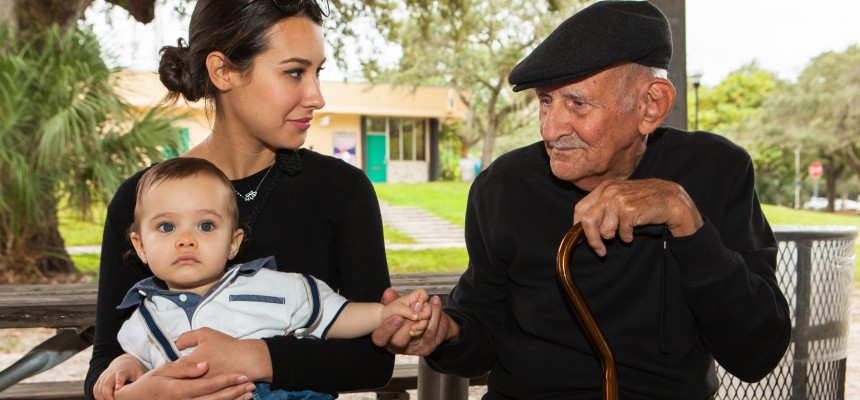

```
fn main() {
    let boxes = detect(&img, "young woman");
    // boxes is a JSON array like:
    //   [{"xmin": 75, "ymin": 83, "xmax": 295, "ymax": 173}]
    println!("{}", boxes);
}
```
[{"xmin": 85, "ymin": 1, "xmax": 394, "ymax": 399}]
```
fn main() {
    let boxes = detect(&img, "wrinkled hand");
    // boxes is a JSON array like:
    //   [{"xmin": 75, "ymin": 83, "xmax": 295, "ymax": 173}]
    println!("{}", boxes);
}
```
[
  {"xmin": 574, "ymin": 178, "xmax": 703, "ymax": 256},
  {"xmin": 112, "ymin": 359, "xmax": 255, "ymax": 400},
  {"xmin": 175, "ymin": 327, "xmax": 272, "ymax": 384},
  {"xmin": 93, "ymin": 353, "xmax": 146, "ymax": 400},
  {"xmin": 371, "ymin": 288, "xmax": 458, "ymax": 356}
]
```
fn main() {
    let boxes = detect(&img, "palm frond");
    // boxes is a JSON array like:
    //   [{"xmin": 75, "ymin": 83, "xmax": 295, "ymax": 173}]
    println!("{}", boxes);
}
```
[{"xmin": 1, "ymin": 25, "xmax": 182, "ymax": 242}]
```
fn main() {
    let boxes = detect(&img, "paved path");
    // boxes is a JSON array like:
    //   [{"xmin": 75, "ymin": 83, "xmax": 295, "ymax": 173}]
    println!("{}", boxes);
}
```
[
  {"xmin": 66, "ymin": 245, "xmax": 100, "ymax": 255},
  {"xmin": 379, "ymin": 202, "xmax": 465, "ymax": 250}
]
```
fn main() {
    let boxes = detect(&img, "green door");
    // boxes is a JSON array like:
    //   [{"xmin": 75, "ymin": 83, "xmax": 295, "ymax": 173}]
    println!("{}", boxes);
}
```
[{"xmin": 367, "ymin": 134, "xmax": 387, "ymax": 183}]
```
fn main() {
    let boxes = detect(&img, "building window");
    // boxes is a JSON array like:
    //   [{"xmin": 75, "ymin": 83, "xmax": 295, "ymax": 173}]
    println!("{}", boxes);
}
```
[
  {"xmin": 390, "ymin": 119, "xmax": 401, "ymax": 161},
  {"xmin": 402, "ymin": 119, "xmax": 414, "ymax": 161},
  {"xmin": 365, "ymin": 117, "xmax": 427, "ymax": 162},
  {"xmin": 366, "ymin": 117, "xmax": 386, "ymax": 134},
  {"xmin": 389, "ymin": 118, "xmax": 426, "ymax": 161},
  {"xmin": 415, "ymin": 120, "xmax": 425, "ymax": 161}
]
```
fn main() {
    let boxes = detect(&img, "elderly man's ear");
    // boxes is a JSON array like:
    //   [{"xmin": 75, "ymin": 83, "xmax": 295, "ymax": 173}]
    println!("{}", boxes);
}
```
[{"xmin": 639, "ymin": 79, "xmax": 676, "ymax": 134}]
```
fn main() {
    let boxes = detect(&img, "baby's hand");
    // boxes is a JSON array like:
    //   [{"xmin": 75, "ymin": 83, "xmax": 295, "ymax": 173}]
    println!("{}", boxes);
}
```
[
  {"xmin": 407, "ymin": 315, "xmax": 430, "ymax": 337},
  {"xmin": 406, "ymin": 290, "xmax": 432, "ymax": 336},
  {"xmin": 404, "ymin": 288, "xmax": 429, "ymax": 308},
  {"xmin": 382, "ymin": 288, "xmax": 430, "ymax": 321}
]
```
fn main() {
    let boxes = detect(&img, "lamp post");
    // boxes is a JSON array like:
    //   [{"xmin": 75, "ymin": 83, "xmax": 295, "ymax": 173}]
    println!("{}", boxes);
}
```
[
  {"xmin": 690, "ymin": 73, "xmax": 702, "ymax": 131},
  {"xmin": 794, "ymin": 146, "xmax": 801, "ymax": 209}
]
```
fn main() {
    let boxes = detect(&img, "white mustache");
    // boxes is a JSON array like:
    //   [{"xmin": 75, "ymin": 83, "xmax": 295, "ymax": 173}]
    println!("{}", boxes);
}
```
[{"xmin": 547, "ymin": 136, "xmax": 586, "ymax": 150}]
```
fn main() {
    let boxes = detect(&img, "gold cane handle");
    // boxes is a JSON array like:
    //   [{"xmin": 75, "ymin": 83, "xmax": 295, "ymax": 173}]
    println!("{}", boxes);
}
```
[{"xmin": 556, "ymin": 222, "xmax": 618, "ymax": 399}]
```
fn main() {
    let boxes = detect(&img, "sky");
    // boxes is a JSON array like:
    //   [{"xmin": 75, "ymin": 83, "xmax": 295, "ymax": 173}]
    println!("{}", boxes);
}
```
[
  {"xmin": 686, "ymin": 0, "xmax": 860, "ymax": 85},
  {"xmin": 88, "ymin": 0, "xmax": 860, "ymax": 87}
]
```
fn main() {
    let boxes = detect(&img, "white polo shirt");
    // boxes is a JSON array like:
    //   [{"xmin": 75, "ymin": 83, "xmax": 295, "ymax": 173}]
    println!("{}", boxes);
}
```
[{"xmin": 116, "ymin": 256, "xmax": 349, "ymax": 370}]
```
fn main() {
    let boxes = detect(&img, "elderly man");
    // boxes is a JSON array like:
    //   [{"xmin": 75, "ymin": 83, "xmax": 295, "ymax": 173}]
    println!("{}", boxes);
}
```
[{"xmin": 373, "ymin": 1, "xmax": 791, "ymax": 398}]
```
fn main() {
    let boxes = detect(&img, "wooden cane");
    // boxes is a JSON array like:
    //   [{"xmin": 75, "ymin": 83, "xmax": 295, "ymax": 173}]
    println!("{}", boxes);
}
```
[{"xmin": 556, "ymin": 222, "xmax": 619, "ymax": 400}]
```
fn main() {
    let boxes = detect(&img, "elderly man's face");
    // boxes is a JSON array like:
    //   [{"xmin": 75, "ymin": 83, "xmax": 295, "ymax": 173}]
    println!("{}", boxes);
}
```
[{"xmin": 536, "ymin": 66, "xmax": 648, "ymax": 191}]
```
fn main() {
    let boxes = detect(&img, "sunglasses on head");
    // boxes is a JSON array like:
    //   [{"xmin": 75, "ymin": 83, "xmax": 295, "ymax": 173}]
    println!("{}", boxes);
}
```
[{"xmin": 250, "ymin": 0, "xmax": 330, "ymax": 17}]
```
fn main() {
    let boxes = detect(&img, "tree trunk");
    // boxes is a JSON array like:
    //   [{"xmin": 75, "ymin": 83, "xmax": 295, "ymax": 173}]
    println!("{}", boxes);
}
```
[
  {"xmin": 105, "ymin": 0, "xmax": 156, "ymax": 24},
  {"xmin": 480, "ymin": 126, "xmax": 497, "ymax": 173},
  {"xmin": 10, "ymin": 0, "xmax": 156, "ymax": 38},
  {"xmin": 844, "ymin": 144, "xmax": 860, "ymax": 178},
  {"xmin": 825, "ymin": 158, "xmax": 836, "ymax": 213},
  {"xmin": 0, "ymin": 200, "xmax": 79, "ymax": 283},
  {"xmin": 0, "ymin": 0, "xmax": 16, "ymax": 31},
  {"xmin": 30, "ymin": 198, "xmax": 79, "ymax": 278},
  {"xmin": 14, "ymin": 0, "xmax": 92, "ymax": 37}
]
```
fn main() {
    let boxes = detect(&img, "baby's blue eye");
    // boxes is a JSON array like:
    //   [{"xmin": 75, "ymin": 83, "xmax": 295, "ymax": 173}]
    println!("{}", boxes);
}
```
[
  {"xmin": 157, "ymin": 223, "xmax": 174, "ymax": 233},
  {"xmin": 199, "ymin": 222, "xmax": 214, "ymax": 232}
]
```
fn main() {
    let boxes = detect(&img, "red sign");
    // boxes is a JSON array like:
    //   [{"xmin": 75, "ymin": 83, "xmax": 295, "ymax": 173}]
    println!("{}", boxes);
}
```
[{"xmin": 809, "ymin": 162, "xmax": 823, "ymax": 179}]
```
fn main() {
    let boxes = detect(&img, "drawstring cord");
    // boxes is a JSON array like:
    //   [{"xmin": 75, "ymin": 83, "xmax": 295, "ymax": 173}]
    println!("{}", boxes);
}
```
[{"xmin": 658, "ymin": 226, "xmax": 670, "ymax": 354}]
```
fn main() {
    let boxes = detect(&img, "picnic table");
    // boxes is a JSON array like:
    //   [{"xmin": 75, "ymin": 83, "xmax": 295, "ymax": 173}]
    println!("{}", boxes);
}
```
[{"xmin": 0, "ymin": 272, "xmax": 485, "ymax": 400}]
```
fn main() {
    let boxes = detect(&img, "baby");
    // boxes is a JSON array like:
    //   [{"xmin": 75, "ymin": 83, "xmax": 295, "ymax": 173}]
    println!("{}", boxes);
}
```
[{"xmin": 115, "ymin": 157, "xmax": 428, "ymax": 399}]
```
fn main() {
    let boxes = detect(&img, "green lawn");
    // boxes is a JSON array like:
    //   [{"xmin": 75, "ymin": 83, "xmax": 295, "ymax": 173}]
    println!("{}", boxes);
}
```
[
  {"xmin": 58, "ymin": 205, "xmax": 106, "ymax": 246},
  {"xmin": 383, "ymin": 225, "xmax": 416, "ymax": 244},
  {"xmin": 762, "ymin": 204, "xmax": 860, "ymax": 230},
  {"xmin": 60, "ymin": 184, "xmax": 859, "ymax": 279},
  {"xmin": 71, "ymin": 253, "xmax": 101, "ymax": 277},
  {"xmin": 374, "ymin": 182, "xmax": 470, "ymax": 228},
  {"xmin": 386, "ymin": 248, "xmax": 469, "ymax": 275}
]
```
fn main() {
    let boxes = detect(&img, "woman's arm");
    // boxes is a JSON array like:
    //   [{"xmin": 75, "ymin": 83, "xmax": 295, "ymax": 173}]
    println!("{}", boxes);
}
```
[
  {"xmin": 263, "ymin": 166, "xmax": 395, "ymax": 392},
  {"xmin": 85, "ymin": 174, "xmax": 149, "ymax": 399}
]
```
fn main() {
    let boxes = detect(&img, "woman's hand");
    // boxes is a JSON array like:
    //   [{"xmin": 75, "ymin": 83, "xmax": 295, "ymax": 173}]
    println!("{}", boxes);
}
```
[
  {"xmin": 93, "ymin": 354, "xmax": 146, "ymax": 400},
  {"xmin": 112, "ymin": 360, "xmax": 255, "ymax": 400},
  {"xmin": 175, "ymin": 327, "xmax": 273, "ymax": 383}
]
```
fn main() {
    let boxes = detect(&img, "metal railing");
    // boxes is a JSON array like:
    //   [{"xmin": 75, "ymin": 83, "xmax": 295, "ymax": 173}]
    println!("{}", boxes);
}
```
[{"xmin": 717, "ymin": 226, "xmax": 857, "ymax": 400}]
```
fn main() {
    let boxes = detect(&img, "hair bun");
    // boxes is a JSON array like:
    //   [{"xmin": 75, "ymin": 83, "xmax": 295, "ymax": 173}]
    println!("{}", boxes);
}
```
[{"xmin": 158, "ymin": 38, "xmax": 200, "ymax": 102}]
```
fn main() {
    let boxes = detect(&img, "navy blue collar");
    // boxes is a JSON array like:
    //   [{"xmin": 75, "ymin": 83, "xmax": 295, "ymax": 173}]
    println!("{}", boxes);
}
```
[{"xmin": 117, "ymin": 256, "xmax": 278, "ymax": 310}]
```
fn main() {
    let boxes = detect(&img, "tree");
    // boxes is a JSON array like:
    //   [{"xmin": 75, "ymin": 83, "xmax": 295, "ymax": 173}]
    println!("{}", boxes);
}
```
[
  {"xmin": 688, "ymin": 62, "xmax": 780, "ymax": 135},
  {"xmin": 687, "ymin": 64, "xmax": 791, "ymax": 205},
  {"xmin": 0, "ymin": 26, "xmax": 181, "ymax": 282},
  {"xmin": 1, "ymin": 0, "xmax": 155, "ymax": 37},
  {"xmin": 748, "ymin": 46, "xmax": 860, "ymax": 211},
  {"xmin": 337, "ymin": 0, "xmax": 585, "ymax": 170}
]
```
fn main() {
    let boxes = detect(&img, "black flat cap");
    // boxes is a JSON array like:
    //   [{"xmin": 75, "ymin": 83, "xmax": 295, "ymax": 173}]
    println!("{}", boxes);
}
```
[{"xmin": 509, "ymin": 1, "xmax": 672, "ymax": 92}]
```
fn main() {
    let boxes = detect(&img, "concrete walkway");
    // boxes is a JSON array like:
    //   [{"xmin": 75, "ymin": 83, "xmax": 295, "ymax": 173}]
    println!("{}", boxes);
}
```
[
  {"xmin": 66, "ymin": 202, "xmax": 465, "ymax": 254},
  {"xmin": 66, "ymin": 245, "xmax": 100, "ymax": 255},
  {"xmin": 379, "ymin": 202, "xmax": 466, "ymax": 250}
]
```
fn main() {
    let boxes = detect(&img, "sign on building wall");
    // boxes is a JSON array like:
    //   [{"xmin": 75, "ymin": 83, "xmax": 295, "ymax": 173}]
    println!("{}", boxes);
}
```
[{"xmin": 334, "ymin": 131, "xmax": 357, "ymax": 166}]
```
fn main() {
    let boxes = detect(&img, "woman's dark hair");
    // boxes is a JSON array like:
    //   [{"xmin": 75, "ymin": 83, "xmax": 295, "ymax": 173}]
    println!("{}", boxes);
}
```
[{"xmin": 158, "ymin": 0, "xmax": 326, "ymax": 104}]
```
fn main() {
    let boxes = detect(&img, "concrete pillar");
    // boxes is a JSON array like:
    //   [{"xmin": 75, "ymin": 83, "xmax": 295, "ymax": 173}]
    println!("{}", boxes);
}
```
[{"xmin": 650, "ymin": 0, "xmax": 688, "ymax": 131}]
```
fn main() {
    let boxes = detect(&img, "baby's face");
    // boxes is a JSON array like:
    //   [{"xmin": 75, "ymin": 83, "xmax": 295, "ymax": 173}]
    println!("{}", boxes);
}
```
[{"xmin": 131, "ymin": 175, "xmax": 242, "ymax": 295}]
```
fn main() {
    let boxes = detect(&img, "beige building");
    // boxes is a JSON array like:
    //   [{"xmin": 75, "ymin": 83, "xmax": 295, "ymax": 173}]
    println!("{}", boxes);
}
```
[{"xmin": 115, "ymin": 70, "xmax": 468, "ymax": 183}]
